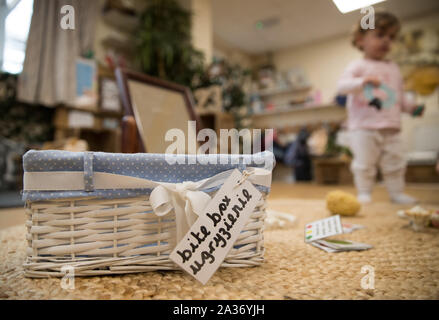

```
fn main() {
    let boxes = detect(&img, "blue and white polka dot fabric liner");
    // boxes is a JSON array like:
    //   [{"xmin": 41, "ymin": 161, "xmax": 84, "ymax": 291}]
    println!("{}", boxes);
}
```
[
  {"xmin": 83, "ymin": 151, "xmax": 94, "ymax": 192},
  {"xmin": 22, "ymin": 150, "xmax": 275, "ymax": 202}
]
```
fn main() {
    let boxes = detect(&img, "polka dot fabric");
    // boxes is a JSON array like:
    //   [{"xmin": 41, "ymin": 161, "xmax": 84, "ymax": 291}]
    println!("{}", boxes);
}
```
[
  {"xmin": 83, "ymin": 152, "xmax": 94, "ymax": 192},
  {"xmin": 22, "ymin": 150, "xmax": 275, "ymax": 201}
]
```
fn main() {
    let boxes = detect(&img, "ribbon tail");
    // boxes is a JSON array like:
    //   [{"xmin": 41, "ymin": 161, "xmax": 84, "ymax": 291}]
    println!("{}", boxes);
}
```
[
  {"xmin": 185, "ymin": 191, "xmax": 211, "ymax": 226},
  {"xmin": 151, "ymin": 185, "xmax": 188, "ymax": 245},
  {"xmin": 150, "ymin": 185, "xmax": 173, "ymax": 216},
  {"xmin": 171, "ymin": 196, "xmax": 190, "ymax": 244}
]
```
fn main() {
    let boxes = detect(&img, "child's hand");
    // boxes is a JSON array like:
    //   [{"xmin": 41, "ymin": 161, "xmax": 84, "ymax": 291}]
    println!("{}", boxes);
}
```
[
  {"xmin": 412, "ymin": 105, "xmax": 425, "ymax": 117},
  {"xmin": 362, "ymin": 76, "xmax": 381, "ymax": 87}
]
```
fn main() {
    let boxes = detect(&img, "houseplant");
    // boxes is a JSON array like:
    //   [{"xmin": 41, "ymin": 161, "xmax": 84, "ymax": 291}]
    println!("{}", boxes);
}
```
[{"xmin": 136, "ymin": 0, "xmax": 205, "ymax": 89}]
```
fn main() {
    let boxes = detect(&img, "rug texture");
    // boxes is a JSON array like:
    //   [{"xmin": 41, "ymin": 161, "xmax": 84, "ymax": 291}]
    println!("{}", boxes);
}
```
[{"xmin": 1, "ymin": 199, "xmax": 438, "ymax": 300}]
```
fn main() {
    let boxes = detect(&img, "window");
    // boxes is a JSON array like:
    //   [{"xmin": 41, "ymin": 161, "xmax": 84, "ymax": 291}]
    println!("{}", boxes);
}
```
[{"xmin": 1, "ymin": 0, "xmax": 34, "ymax": 74}]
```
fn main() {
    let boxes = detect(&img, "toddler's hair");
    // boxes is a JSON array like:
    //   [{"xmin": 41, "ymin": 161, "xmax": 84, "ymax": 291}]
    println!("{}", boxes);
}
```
[{"xmin": 351, "ymin": 11, "xmax": 400, "ymax": 50}]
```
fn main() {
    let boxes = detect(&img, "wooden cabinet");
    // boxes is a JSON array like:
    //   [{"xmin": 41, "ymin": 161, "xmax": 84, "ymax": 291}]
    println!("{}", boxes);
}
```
[{"xmin": 54, "ymin": 105, "xmax": 123, "ymax": 153}]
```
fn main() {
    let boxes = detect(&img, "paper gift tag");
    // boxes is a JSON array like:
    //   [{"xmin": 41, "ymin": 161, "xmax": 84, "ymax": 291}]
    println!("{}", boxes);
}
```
[
  {"xmin": 304, "ymin": 215, "xmax": 343, "ymax": 243},
  {"xmin": 170, "ymin": 169, "xmax": 262, "ymax": 285}
]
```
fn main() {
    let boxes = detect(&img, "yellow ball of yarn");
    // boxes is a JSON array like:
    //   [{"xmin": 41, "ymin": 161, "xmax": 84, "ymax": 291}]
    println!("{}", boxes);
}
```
[{"xmin": 326, "ymin": 190, "xmax": 361, "ymax": 216}]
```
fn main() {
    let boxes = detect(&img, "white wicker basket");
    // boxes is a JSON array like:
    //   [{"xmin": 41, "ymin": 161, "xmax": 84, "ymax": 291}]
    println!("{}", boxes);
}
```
[{"xmin": 22, "ymin": 150, "xmax": 274, "ymax": 278}]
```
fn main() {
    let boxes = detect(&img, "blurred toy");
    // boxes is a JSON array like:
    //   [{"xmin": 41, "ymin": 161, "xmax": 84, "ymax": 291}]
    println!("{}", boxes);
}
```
[
  {"xmin": 404, "ymin": 205, "xmax": 432, "ymax": 232},
  {"xmin": 406, "ymin": 66, "xmax": 439, "ymax": 96},
  {"xmin": 265, "ymin": 209, "xmax": 297, "ymax": 230},
  {"xmin": 429, "ymin": 211, "xmax": 439, "ymax": 229},
  {"xmin": 307, "ymin": 127, "xmax": 328, "ymax": 156},
  {"xmin": 368, "ymin": 97, "xmax": 382, "ymax": 110},
  {"xmin": 363, "ymin": 83, "xmax": 396, "ymax": 110},
  {"xmin": 326, "ymin": 190, "xmax": 361, "ymax": 216},
  {"xmin": 398, "ymin": 207, "xmax": 439, "ymax": 230}
]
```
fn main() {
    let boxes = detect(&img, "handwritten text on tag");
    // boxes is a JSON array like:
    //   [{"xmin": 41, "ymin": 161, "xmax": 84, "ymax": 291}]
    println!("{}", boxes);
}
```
[{"xmin": 170, "ymin": 169, "xmax": 262, "ymax": 284}]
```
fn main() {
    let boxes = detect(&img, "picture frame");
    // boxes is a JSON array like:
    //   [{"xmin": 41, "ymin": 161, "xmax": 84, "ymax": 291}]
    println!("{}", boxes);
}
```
[
  {"xmin": 100, "ymin": 77, "xmax": 122, "ymax": 112},
  {"xmin": 75, "ymin": 58, "xmax": 98, "ymax": 110},
  {"xmin": 115, "ymin": 68, "xmax": 203, "ymax": 153}
]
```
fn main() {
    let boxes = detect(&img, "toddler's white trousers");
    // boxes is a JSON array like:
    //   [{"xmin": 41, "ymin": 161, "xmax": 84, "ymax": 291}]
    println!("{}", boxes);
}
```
[{"xmin": 348, "ymin": 129, "xmax": 406, "ymax": 195}]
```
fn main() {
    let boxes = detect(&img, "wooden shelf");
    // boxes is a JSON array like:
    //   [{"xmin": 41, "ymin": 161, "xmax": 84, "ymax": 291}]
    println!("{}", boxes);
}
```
[
  {"xmin": 53, "ymin": 105, "xmax": 122, "ymax": 152},
  {"xmin": 196, "ymin": 109, "xmax": 221, "ymax": 116},
  {"xmin": 102, "ymin": 9, "xmax": 139, "ymax": 33},
  {"xmin": 58, "ymin": 104, "xmax": 123, "ymax": 118},
  {"xmin": 258, "ymin": 85, "xmax": 311, "ymax": 97},
  {"xmin": 251, "ymin": 103, "xmax": 337, "ymax": 117},
  {"xmin": 250, "ymin": 104, "xmax": 346, "ymax": 129},
  {"xmin": 101, "ymin": 36, "xmax": 136, "ymax": 56}
]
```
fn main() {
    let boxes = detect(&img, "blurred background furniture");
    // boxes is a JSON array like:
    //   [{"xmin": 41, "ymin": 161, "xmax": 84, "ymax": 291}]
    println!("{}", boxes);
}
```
[
  {"xmin": 313, "ymin": 156, "xmax": 353, "ymax": 185},
  {"xmin": 115, "ymin": 68, "xmax": 203, "ymax": 153}
]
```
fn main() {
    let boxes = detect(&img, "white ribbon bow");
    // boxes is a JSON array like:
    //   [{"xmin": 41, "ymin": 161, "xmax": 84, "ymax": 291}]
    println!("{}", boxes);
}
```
[
  {"xmin": 149, "ymin": 167, "xmax": 270, "ymax": 243},
  {"xmin": 150, "ymin": 182, "xmax": 212, "ymax": 244}
]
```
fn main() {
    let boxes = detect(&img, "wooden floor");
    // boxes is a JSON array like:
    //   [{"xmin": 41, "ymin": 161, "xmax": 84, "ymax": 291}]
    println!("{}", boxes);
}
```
[
  {"xmin": 269, "ymin": 182, "xmax": 439, "ymax": 204},
  {"xmin": 1, "ymin": 182, "xmax": 438, "ymax": 230}
]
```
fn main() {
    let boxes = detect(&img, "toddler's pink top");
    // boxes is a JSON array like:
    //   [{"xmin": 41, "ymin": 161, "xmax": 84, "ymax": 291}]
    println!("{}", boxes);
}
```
[{"xmin": 337, "ymin": 58, "xmax": 415, "ymax": 130}]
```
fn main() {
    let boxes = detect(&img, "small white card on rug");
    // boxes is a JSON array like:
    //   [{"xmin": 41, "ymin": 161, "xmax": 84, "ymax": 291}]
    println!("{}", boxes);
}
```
[
  {"xmin": 304, "ymin": 215, "xmax": 343, "ymax": 243},
  {"xmin": 170, "ymin": 169, "xmax": 262, "ymax": 285}
]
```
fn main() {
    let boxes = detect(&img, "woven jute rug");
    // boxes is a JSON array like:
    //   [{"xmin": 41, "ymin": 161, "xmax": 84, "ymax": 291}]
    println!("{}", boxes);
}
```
[{"xmin": 1, "ymin": 199, "xmax": 438, "ymax": 300}]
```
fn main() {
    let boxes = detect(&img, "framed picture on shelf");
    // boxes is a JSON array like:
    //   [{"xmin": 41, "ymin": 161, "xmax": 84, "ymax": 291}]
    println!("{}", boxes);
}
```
[
  {"xmin": 100, "ymin": 77, "xmax": 122, "ymax": 112},
  {"xmin": 75, "ymin": 58, "xmax": 98, "ymax": 110},
  {"xmin": 193, "ymin": 85, "xmax": 222, "ymax": 113}
]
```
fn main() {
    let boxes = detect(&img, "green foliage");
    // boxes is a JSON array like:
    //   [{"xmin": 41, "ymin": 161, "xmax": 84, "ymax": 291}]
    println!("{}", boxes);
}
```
[
  {"xmin": 197, "ymin": 59, "xmax": 251, "ymax": 112},
  {"xmin": 136, "ymin": 0, "xmax": 205, "ymax": 89},
  {"xmin": 325, "ymin": 127, "xmax": 352, "ymax": 157}
]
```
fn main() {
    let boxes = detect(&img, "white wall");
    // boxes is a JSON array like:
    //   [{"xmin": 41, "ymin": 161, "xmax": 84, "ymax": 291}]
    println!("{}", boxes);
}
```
[
  {"xmin": 180, "ymin": 0, "xmax": 213, "ymax": 65},
  {"xmin": 94, "ymin": 0, "xmax": 214, "ymax": 67},
  {"xmin": 213, "ymin": 34, "xmax": 255, "ymax": 68},
  {"xmin": 273, "ymin": 34, "xmax": 361, "ymax": 103},
  {"xmin": 401, "ymin": 87, "xmax": 439, "ymax": 153},
  {"xmin": 191, "ymin": 0, "xmax": 213, "ymax": 64}
]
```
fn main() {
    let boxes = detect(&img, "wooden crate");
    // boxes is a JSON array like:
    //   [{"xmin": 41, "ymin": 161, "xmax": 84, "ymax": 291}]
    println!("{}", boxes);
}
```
[
  {"xmin": 405, "ymin": 164, "xmax": 439, "ymax": 183},
  {"xmin": 313, "ymin": 157, "xmax": 353, "ymax": 185}
]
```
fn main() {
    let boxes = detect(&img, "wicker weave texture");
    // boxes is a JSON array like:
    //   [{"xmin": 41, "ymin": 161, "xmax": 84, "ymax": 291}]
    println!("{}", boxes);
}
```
[{"xmin": 24, "ymin": 194, "xmax": 267, "ymax": 277}]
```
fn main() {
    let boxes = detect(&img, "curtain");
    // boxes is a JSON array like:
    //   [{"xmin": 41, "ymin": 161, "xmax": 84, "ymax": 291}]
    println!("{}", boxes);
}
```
[{"xmin": 17, "ymin": 0, "xmax": 98, "ymax": 106}]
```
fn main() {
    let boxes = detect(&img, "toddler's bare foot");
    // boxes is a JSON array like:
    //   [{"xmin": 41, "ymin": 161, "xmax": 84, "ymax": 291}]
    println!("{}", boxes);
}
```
[
  {"xmin": 357, "ymin": 193, "xmax": 372, "ymax": 204},
  {"xmin": 390, "ymin": 193, "xmax": 418, "ymax": 205}
]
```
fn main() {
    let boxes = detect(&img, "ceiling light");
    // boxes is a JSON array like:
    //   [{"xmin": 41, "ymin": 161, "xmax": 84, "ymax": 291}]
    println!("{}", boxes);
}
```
[{"xmin": 332, "ymin": 0, "xmax": 386, "ymax": 14}]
